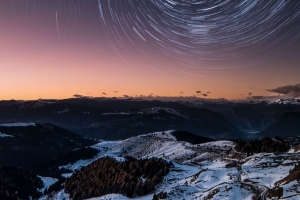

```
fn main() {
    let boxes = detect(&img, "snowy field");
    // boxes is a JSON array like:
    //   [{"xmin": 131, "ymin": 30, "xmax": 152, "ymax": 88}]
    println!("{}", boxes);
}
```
[{"xmin": 40, "ymin": 131, "xmax": 300, "ymax": 200}]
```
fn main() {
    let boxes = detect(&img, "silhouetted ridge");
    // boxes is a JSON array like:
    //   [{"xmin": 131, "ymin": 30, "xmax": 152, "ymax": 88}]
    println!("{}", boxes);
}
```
[
  {"xmin": 259, "ymin": 111, "xmax": 300, "ymax": 138},
  {"xmin": 171, "ymin": 130, "xmax": 214, "ymax": 144},
  {"xmin": 32, "ymin": 147, "xmax": 100, "ymax": 178},
  {"xmin": 0, "ymin": 123, "xmax": 96, "ymax": 168}
]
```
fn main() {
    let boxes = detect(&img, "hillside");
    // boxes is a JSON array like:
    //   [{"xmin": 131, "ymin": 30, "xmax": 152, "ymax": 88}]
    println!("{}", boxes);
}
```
[
  {"xmin": 0, "ymin": 166, "xmax": 43, "ymax": 200},
  {"xmin": 0, "ymin": 99, "xmax": 242, "ymax": 140},
  {"xmin": 37, "ymin": 130, "xmax": 300, "ymax": 200},
  {"xmin": 32, "ymin": 147, "xmax": 100, "ymax": 178},
  {"xmin": 259, "ymin": 111, "xmax": 300, "ymax": 138},
  {"xmin": 65, "ymin": 156, "xmax": 172, "ymax": 199},
  {"xmin": 0, "ymin": 123, "xmax": 96, "ymax": 168}
]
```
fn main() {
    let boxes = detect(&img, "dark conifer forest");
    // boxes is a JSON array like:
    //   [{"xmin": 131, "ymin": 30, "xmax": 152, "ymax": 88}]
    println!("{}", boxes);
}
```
[
  {"xmin": 0, "ymin": 166, "xmax": 43, "ymax": 200},
  {"xmin": 65, "ymin": 156, "xmax": 173, "ymax": 199},
  {"xmin": 235, "ymin": 137, "xmax": 290, "ymax": 155}
]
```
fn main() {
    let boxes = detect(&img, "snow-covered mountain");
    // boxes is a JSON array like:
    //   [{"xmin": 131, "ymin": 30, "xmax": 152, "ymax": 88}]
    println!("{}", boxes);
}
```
[{"xmin": 39, "ymin": 130, "xmax": 300, "ymax": 200}]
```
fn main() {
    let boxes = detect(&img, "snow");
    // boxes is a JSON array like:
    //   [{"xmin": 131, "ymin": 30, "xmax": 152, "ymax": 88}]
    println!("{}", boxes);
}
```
[
  {"xmin": 281, "ymin": 180, "xmax": 300, "ymax": 198},
  {"xmin": 59, "ymin": 159, "xmax": 96, "ymax": 171},
  {"xmin": 198, "ymin": 140, "xmax": 235, "ymax": 148},
  {"xmin": 0, "ymin": 122, "xmax": 36, "ymax": 127},
  {"xmin": 102, "ymin": 112, "xmax": 131, "ymax": 115},
  {"xmin": 39, "ymin": 190, "xmax": 69, "ymax": 200},
  {"xmin": 61, "ymin": 173, "xmax": 72, "ymax": 178},
  {"xmin": 59, "ymin": 141, "xmax": 122, "ymax": 171},
  {"xmin": 114, "ymin": 157, "xmax": 125, "ymax": 162},
  {"xmin": 88, "ymin": 194, "xmax": 153, "ymax": 200},
  {"xmin": 139, "ymin": 107, "xmax": 188, "ymax": 118},
  {"xmin": 200, "ymin": 182, "xmax": 255, "ymax": 200},
  {"xmin": 241, "ymin": 153, "xmax": 294, "ymax": 189},
  {"xmin": 38, "ymin": 176, "xmax": 58, "ymax": 193},
  {"xmin": 288, "ymin": 148, "xmax": 295, "ymax": 153},
  {"xmin": 0, "ymin": 132, "xmax": 14, "ymax": 137},
  {"xmin": 41, "ymin": 131, "xmax": 300, "ymax": 200}
]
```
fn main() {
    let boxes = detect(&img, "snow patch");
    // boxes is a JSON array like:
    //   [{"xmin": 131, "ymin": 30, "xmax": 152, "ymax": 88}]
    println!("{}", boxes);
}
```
[
  {"xmin": 38, "ymin": 176, "xmax": 58, "ymax": 193},
  {"xmin": 0, "ymin": 122, "xmax": 36, "ymax": 127},
  {"xmin": 0, "ymin": 132, "xmax": 14, "ymax": 137}
]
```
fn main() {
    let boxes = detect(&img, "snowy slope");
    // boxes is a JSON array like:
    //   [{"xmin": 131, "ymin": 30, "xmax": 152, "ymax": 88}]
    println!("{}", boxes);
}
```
[
  {"xmin": 0, "ymin": 122, "xmax": 36, "ymax": 127},
  {"xmin": 41, "ymin": 131, "xmax": 300, "ymax": 200},
  {"xmin": 0, "ymin": 132, "xmax": 14, "ymax": 137},
  {"xmin": 38, "ymin": 176, "xmax": 58, "ymax": 193}
]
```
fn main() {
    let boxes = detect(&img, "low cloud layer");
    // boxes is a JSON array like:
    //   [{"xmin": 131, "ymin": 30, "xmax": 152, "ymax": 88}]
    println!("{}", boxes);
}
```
[
  {"xmin": 73, "ymin": 94, "xmax": 83, "ymax": 98},
  {"xmin": 267, "ymin": 83, "xmax": 300, "ymax": 97},
  {"xmin": 247, "ymin": 95, "xmax": 284, "ymax": 101}
]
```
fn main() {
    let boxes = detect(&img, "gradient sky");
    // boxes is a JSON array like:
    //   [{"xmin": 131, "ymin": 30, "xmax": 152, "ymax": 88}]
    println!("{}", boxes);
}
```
[{"xmin": 1, "ymin": 0, "xmax": 300, "ymax": 100}]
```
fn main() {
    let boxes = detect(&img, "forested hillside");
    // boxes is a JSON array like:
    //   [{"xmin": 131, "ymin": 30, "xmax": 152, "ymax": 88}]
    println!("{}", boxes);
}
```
[
  {"xmin": 235, "ymin": 137, "xmax": 290, "ymax": 155},
  {"xmin": 65, "ymin": 156, "xmax": 173, "ymax": 199},
  {"xmin": 0, "ymin": 166, "xmax": 43, "ymax": 200}
]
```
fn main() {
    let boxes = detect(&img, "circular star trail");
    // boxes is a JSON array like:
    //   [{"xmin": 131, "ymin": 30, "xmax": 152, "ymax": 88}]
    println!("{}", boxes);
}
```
[{"xmin": 97, "ymin": 0, "xmax": 300, "ymax": 70}]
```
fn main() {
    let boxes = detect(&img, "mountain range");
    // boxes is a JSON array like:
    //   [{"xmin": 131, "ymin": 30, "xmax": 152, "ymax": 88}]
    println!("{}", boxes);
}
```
[{"xmin": 0, "ymin": 98, "xmax": 300, "ymax": 140}]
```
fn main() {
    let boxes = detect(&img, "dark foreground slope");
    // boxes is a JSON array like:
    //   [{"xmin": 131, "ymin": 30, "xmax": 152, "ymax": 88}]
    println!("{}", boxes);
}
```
[
  {"xmin": 0, "ymin": 166, "xmax": 43, "ymax": 200},
  {"xmin": 0, "ymin": 123, "xmax": 96, "ymax": 168}
]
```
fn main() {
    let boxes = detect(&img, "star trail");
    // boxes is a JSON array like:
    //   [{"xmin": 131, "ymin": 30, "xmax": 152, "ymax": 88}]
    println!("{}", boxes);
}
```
[
  {"xmin": 1, "ymin": 0, "xmax": 300, "ymax": 100},
  {"xmin": 96, "ymin": 0, "xmax": 300, "ymax": 69}
]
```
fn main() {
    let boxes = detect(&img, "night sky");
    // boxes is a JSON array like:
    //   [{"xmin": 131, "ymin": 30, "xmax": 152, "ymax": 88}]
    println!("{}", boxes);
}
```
[{"xmin": 1, "ymin": 0, "xmax": 300, "ymax": 100}]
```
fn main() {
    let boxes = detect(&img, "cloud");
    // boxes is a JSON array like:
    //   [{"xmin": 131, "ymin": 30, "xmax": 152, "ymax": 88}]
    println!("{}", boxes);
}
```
[
  {"xmin": 113, "ymin": 91, "xmax": 118, "ymax": 93},
  {"xmin": 240, "ymin": 94, "xmax": 244, "ymax": 96},
  {"xmin": 207, "ymin": 92, "xmax": 211, "ymax": 94},
  {"xmin": 267, "ymin": 83, "xmax": 300, "ymax": 97},
  {"xmin": 248, "ymin": 92, "xmax": 252, "ymax": 96},
  {"xmin": 203, "ymin": 94, "xmax": 208, "ymax": 97},
  {"xmin": 180, "ymin": 91, "xmax": 183, "ymax": 94},
  {"xmin": 123, "ymin": 95, "xmax": 130, "ymax": 98},
  {"xmin": 73, "ymin": 94, "xmax": 84, "ymax": 98},
  {"xmin": 102, "ymin": 92, "xmax": 107, "ymax": 95},
  {"xmin": 196, "ymin": 91, "xmax": 201, "ymax": 94},
  {"xmin": 247, "ymin": 95, "xmax": 284, "ymax": 101},
  {"xmin": 247, "ymin": 96, "xmax": 264, "ymax": 100}
]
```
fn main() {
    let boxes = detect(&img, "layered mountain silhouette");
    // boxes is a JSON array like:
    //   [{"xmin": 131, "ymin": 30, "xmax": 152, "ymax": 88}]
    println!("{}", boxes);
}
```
[
  {"xmin": 259, "ymin": 111, "xmax": 300, "ymax": 138},
  {"xmin": 0, "ymin": 98, "xmax": 300, "ymax": 140},
  {"xmin": 0, "ymin": 99, "xmax": 242, "ymax": 140},
  {"xmin": 0, "ymin": 123, "xmax": 95, "ymax": 168}
]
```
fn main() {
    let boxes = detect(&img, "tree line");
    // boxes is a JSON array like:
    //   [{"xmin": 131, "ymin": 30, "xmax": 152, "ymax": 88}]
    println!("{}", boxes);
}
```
[
  {"xmin": 65, "ymin": 156, "xmax": 173, "ymax": 199},
  {"xmin": 0, "ymin": 166, "xmax": 43, "ymax": 200},
  {"xmin": 235, "ymin": 137, "xmax": 290, "ymax": 155}
]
